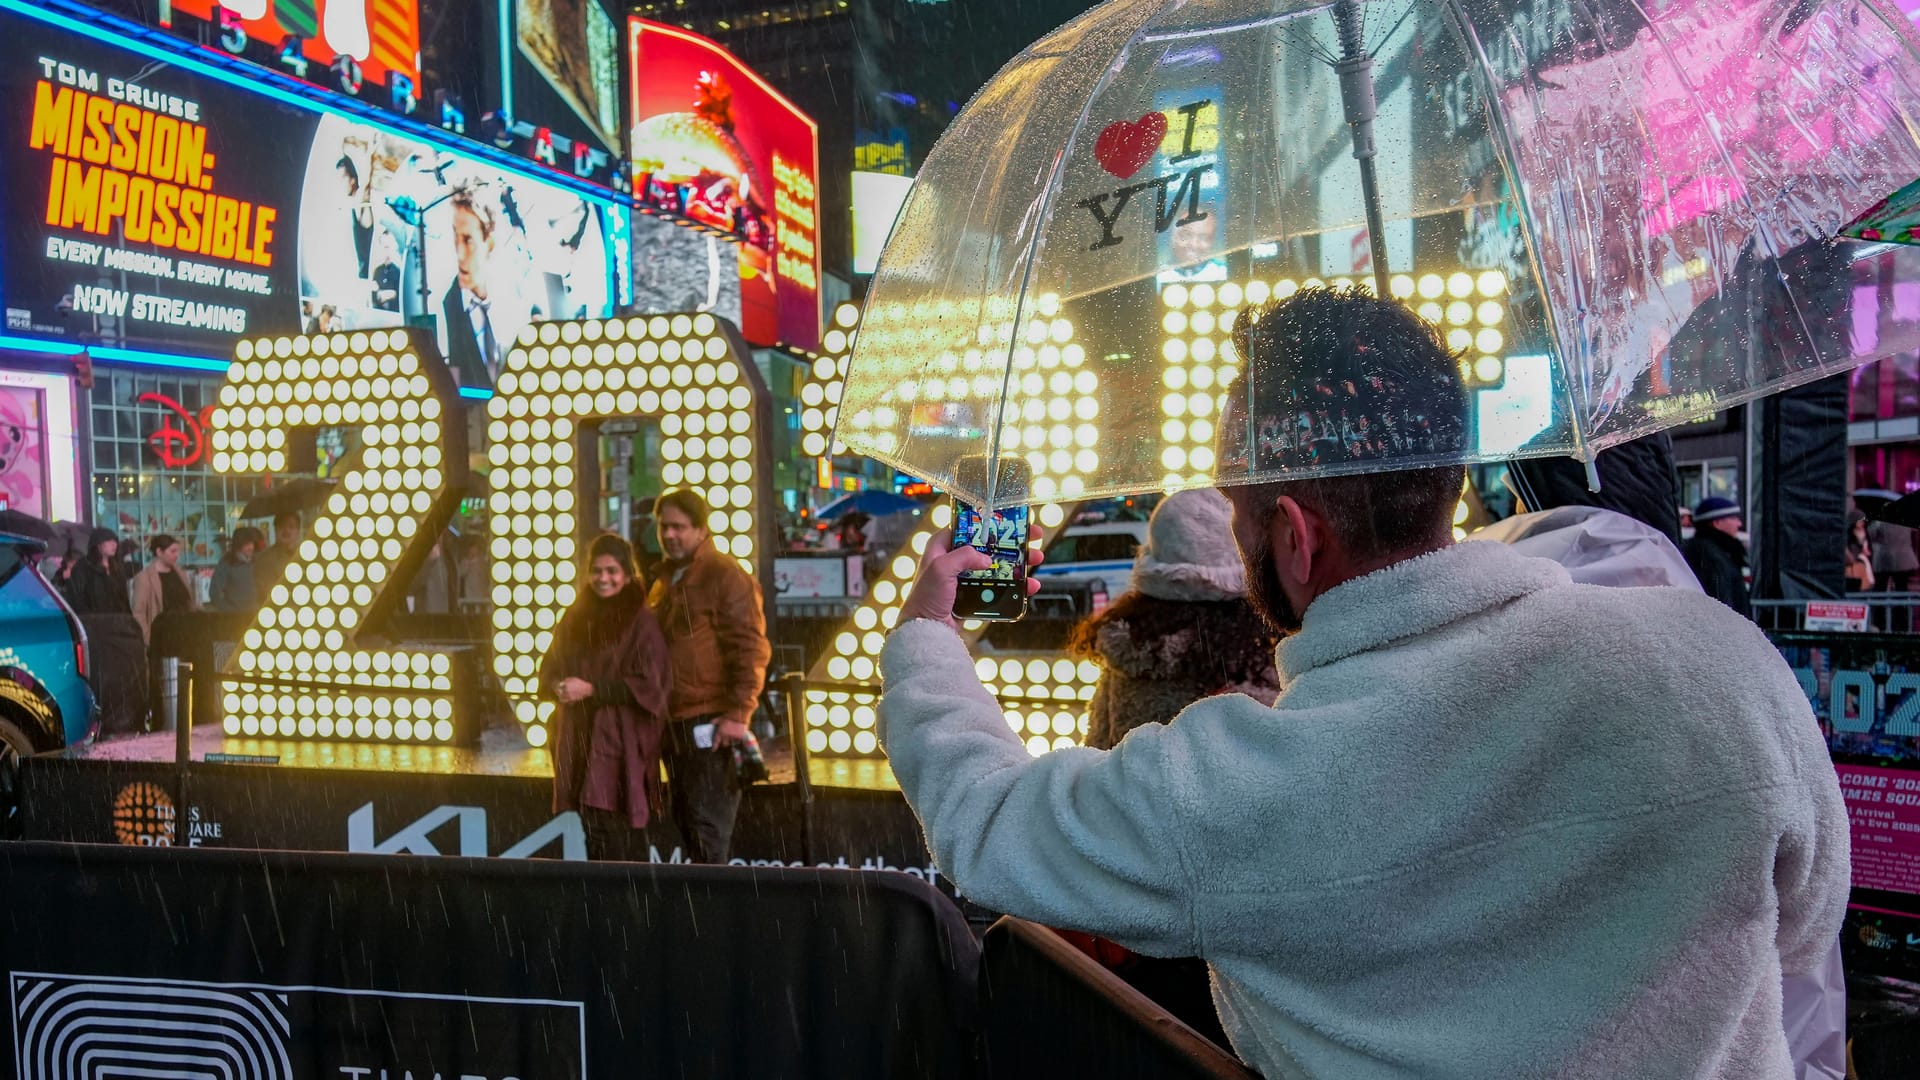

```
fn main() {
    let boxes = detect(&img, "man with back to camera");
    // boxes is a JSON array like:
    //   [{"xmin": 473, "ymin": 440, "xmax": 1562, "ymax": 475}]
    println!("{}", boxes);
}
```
[
  {"xmin": 648, "ymin": 489, "xmax": 771, "ymax": 863},
  {"xmin": 879, "ymin": 287, "xmax": 1848, "ymax": 1079}
]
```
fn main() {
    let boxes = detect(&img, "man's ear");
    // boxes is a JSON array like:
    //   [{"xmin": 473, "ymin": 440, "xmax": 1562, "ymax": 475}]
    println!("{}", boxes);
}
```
[{"xmin": 1271, "ymin": 494, "xmax": 1318, "ymax": 584}]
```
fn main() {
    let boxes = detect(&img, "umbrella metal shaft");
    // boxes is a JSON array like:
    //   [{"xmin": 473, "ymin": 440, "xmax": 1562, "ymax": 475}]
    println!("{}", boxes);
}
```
[{"xmin": 1334, "ymin": 1, "xmax": 1393, "ymax": 298}]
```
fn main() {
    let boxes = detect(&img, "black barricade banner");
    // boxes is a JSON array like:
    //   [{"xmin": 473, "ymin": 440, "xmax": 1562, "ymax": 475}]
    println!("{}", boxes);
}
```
[
  {"xmin": 0, "ymin": 842, "xmax": 979, "ymax": 1079},
  {"xmin": 19, "ymin": 757, "xmax": 946, "ymax": 891}
]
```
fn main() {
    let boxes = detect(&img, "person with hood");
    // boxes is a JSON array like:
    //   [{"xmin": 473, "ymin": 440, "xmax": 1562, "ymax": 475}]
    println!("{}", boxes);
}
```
[
  {"xmin": 209, "ymin": 526, "xmax": 263, "ymax": 611},
  {"xmin": 1068, "ymin": 489, "xmax": 1279, "ymax": 751},
  {"xmin": 64, "ymin": 527, "xmax": 146, "ymax": 736},
  {"xmin": 540, "ymin": 534, "xmax": 673, "ymax": 861},
  {"xmin": 1683, "ymin": 496, "xmax": 1752, "ymax": 618},
  {"xmin": 1507, "ymin": 432, "xmax": 1685, "ymax": 544},
  {"xmin": 63, "ymin": 528, "xmax": 130, "ymax": 616}
]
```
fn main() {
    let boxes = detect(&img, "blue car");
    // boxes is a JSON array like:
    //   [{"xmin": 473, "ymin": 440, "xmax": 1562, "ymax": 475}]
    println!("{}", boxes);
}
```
[{"xmin": 0, "ymin": 532, "xmax": 95, "ymax": 760}]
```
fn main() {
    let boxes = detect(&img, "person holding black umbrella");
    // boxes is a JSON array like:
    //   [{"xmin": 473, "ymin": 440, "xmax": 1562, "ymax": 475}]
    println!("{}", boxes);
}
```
[
  {"xmin": 253, "ymin": 512, "xmax": 303, "ymax": 601},
  {"xmin": 210, "ymin": 526, "xmax": 264, "ymax": 611}
]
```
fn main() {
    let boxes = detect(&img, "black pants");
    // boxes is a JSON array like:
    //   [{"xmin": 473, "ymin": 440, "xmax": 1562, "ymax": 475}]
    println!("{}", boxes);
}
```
[
  {"xmin": 579, "ymin": 807, "xmax": 648, "ymax": 863},
  {"xmin": 662, "ymin": 718, "xmax": 740, "ymax": 864}
]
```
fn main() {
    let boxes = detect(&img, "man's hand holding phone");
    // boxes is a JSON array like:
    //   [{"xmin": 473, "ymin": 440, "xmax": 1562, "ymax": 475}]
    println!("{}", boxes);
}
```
[{"xmin": 898, "ymin": 526, "xmax": 1045, "ymax": 633}]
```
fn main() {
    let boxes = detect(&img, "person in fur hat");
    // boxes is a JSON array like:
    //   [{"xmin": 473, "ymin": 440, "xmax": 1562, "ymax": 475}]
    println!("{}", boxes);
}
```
[
  {"xmin": 1057, "ymin": 488, "xmax": 1279, "ymax": 1044},
  {"xmin": 1068, "ymin": 489, "xmax": 1279, "ymax": 751}
]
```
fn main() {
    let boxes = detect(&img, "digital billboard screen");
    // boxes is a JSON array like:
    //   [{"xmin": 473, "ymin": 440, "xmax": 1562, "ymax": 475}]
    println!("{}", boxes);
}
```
[
  {"xmin": 169, "ymin": 0, "xmax": 422, "ymax": 91},
  {"xmin": 628, "ymin": 19, "xmax": 819, "ymax": 351},
  {"xmin": 514, "ymin": 0, "xmax": 622, "ymax": 155},
  {"xmin": 1, "ymin": 3, "xmax": 625, "ymax": 388}
]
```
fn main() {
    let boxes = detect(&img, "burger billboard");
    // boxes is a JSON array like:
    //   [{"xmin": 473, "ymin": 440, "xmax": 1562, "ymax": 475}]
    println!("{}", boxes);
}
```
[{"xmin": 627, "ymin": 19, "xmax": 819, "ymax": 352}]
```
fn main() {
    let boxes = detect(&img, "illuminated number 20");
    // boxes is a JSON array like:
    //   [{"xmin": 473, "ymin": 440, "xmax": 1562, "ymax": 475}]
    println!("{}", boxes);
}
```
[
  {"xmin": 210, "ymin": 328, "xmax": 476, "ymax": 743},
  {"xmin": 487, "ymin": 314, "xmax": 773, "ymax": 747}
]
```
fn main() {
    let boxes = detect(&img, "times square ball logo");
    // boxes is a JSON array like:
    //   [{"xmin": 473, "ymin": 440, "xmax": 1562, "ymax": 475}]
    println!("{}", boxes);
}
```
[{"xmin": 109, "ymin": 781, "xmax": 174, "ymax": 846}]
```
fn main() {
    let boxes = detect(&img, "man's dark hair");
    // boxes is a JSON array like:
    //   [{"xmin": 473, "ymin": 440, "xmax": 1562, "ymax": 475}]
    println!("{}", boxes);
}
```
[
  {"xmin": 231, "ymin": 526, "xmax": 265, "ymax": 552},
  {"xmin": 148, "ymin": 534, "xmax": 178, "ymax": 556},
  {"xmin": 274, "ymin": 511, "xmax": 302, "ymax": 534},
  {"xmin": 1225, "ymin": 286, "xmax": 1468, "ymax": 562},
  {"xmin": 654, "ymin": 488, "xmax": 712, "ymax": 527}
]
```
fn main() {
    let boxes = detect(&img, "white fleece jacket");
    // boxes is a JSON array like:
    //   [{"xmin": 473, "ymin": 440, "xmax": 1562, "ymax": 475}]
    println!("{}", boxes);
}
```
[{"xmin": 879, "ymin": 539, "xmax": 1849, "ymax": 1079}]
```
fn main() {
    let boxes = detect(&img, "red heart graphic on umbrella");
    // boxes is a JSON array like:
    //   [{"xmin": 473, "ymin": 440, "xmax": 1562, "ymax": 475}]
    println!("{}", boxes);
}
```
[{"xmin": 1093, "ymin": 112, "xmax": 1168, "ymax": 179}]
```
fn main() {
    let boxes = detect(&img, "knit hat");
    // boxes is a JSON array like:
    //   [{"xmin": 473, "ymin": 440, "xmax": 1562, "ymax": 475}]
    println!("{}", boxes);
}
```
[
  {"xmin": 1131, "ymin": 489, "xmax": 1246, "ymax": 602},
  {"xmin": 1693, "ymin": 496, "xmax": 1741, "ymax": 524}
]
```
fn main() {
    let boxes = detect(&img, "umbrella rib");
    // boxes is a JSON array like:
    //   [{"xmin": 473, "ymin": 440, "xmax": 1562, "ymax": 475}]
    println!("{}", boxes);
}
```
[
  {"xmin": 1276, "ymin": 22, "xmax": 1342, "ymax": 68},
  {"xmin": 1367, "ymin": 0, "xmax": 1419, "ymax": 61}
]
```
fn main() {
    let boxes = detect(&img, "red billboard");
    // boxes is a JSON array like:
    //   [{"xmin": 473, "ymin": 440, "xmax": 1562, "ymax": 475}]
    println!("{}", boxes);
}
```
[
  {"xmin": 170, "ymin": 1, "xmax": 421, "ymax": 90},
  {"xmin": 627, "ymin": 19, "xmax": 819, "ymax": 351}
]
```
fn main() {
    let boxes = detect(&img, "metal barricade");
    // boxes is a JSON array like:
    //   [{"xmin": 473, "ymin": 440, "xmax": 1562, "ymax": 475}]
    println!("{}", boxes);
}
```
[{"xmin": 1752, "ymin": 594, "xmax": 1920, "ymax": 634}]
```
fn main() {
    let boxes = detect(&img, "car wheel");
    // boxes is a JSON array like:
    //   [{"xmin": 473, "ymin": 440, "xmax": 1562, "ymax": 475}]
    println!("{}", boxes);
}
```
[{"xmin": 0, "ymin": 719, "xmax": 26, "ymax": 840}]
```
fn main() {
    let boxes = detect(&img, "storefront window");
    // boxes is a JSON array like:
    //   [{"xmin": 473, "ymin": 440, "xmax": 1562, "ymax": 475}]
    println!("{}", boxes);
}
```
[
  {"xmin": 1856, "ymin": 444, "xmax": 1920, "ymax": 495},
  {"xmin": 90, "ymin": 370, "xmax": 277, "ymax": 568},
  {"xmin": 1848, "ymin": 352, "xmax": 1920, "ymax": 423},
  {"xmin": 1678, "ymin": 459, "xmax": 1740, "ymax": 510},
  {"xmin": 1851, "ymin": 358, "xmax": 1883, "ymax": 421}
]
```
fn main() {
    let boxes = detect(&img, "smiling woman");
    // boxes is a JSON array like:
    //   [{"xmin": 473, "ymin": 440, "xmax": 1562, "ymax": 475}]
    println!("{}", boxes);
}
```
[{"xmin": 538, "ymin": 531, "xmax": 671, "ymax": 861}]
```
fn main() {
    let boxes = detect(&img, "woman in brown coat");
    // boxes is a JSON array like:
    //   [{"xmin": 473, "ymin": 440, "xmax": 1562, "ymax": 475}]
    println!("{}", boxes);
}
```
[{"xmin": 541, "ymin": 534, "xmax": 672, "ymax": 861}]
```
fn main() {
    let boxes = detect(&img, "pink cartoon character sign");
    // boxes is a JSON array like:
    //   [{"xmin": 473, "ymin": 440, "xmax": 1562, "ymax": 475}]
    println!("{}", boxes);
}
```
[{"xmin": 0, "ymin": 385, "xmax": 48, "ymax": 518}]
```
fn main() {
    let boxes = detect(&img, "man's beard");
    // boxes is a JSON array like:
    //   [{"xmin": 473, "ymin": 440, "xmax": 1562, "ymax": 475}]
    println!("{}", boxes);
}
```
[{"xmin": 1241, "ymin": 529, "xmax": 1302, "ymax": 633}]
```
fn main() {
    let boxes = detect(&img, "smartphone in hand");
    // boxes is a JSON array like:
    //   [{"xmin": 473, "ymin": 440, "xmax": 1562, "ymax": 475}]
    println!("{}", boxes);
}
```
[{"xmin": 951, "ymin": 456, "xmax": 1031, "ymax": 622}]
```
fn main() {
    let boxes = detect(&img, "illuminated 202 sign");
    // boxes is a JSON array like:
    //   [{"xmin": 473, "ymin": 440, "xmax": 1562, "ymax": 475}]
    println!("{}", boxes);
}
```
[
  {"xmin": 209, "ymin": 327, "xmax": 477, "ymax": 744},
  {"xmin": 798, "ymin": 298, "xmax": 1103, "ymax": 789},
  {"xmin": 205, "ymin": 316, "xmax": 771, "ymax": 749}
]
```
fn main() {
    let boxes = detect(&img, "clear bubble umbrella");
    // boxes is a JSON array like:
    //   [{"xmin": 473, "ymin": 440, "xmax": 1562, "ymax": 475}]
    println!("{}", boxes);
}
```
[{"xmin": 838, "ymin": 0, "xmax": 1920, "ymax": 509}]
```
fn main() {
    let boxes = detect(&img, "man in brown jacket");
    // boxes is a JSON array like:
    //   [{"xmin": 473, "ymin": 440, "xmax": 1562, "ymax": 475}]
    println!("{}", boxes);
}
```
[{"xmin": 648, "ymin": 489, "xmax": 771, "ymax": 862}]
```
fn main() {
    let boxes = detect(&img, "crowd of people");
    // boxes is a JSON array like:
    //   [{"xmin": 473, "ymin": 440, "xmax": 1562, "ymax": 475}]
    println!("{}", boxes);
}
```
[
  {"xmin": 1848, "ymin": 509, "xmax": 1920, "ymax": 594},
  {"xmin": 42, "ymin": 489, "xmax": 774, "ymax": 866}
]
